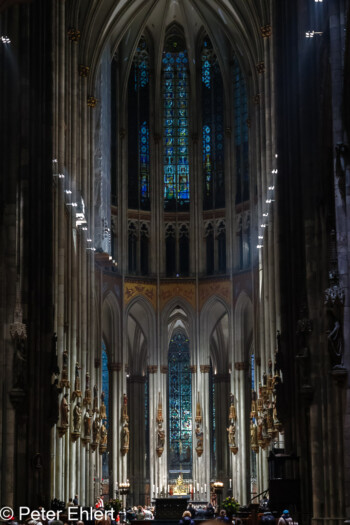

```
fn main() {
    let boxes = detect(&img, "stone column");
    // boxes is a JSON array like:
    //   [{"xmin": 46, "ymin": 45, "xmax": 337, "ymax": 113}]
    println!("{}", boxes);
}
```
[
  {"xmin": 128, "ymin": 374, "xmax": 146, "ymax": 506},
  {"xmin": 213, "ymin": 373, "xmax": 230, "ymax": 495}
]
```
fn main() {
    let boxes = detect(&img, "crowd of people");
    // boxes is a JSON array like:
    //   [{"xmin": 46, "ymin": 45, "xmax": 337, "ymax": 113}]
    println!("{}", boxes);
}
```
[{"xmin": 1, "ymin": 497, "xmax": 295, "ymax": 525}]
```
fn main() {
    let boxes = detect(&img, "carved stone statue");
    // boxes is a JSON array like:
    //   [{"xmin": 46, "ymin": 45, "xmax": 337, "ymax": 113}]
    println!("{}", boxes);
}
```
[
  {"xmin": 121, "ymin": 422, "xmax": 129, "ymax": 454},
  {"xmin": 49, "ymin": 378, "xmax": 63, "ymax": 426},
  {"xmin": 73, "ymin": 402, "xmax": 82, "ymax": 433},
  {"xmin": 13, "ymin": 339, "xmax": 27, "ymax": 390},
  {"xmin": 74, "ymin": 362, "xmax": 81, "ymax": 392},
  {"xmin": 100, "ymin": 422, "xmax": 107, "ymax": 445},
  {"xmin": 122, "ymin": 422, "xmax": 129, "ymax": 446},
  {"xmin": 84, "ymin": 409, "xmax": 92, "ymax": 437},
  {"xmin": 93, "ymin": 417, "xmax": 100, "ymax": 443},
  {"xmin": 60, "ymin": 394, "xmax": 69, "ymax": 426},
  {"xmin": 93, "ymin": 384, "xmax": 98, "ymax": 412},
  {"xmin": 157, "ymin": 424, "xmax": 165, "ymax": 449},
  {"xmin": 100, "ymin": 391, "xmax": 107, "ymax": 419},
  {"xmin": 60, "ymin": 350, "xmax": 70, "ymax": 387},
  {"xmin": 195, "ymin": 423, "xmax": 203, "ymax": 449},
  {"xmin": 327, "ymin": 318, "xmax": 344, "ymax": 368},
  {"xmin": 251, "ymin": 422, "xmax": 259, "ymax": 453},
  {"xmin": 227, "ymin": 423, "xmax": 235, "ymax": 445}
]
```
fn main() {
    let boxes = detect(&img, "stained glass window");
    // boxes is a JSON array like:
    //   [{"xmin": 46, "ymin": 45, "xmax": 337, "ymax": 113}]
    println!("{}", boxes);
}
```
[
  {"xmin": 168, "ymin": 332, "xmax": 192, "ymax": 478},
  {"xmin": 145, "ymin": 373, "xmax": 150, "ymax": 480},
  {"xmin": 102, "ymin": 343, "xmax": 109, "ymax": 479},
  {"xmin": 210, "ymin": 362, "xmax": 216, "ymax": 478},
  {"xmin": 202, "ymin": 37, "xmax": 225, "ymax": 210},
  {"xmin": 163, "ymin": 39, "xmax": 190, "ymax": 211},
  {"xmin": 102, "ymin": 343, "xmax": 109, "ymax": 425},
  {"xmin": 233, "ymin": 58, "xmax": 249, "ymax": 204},
  {"xmin": 128, "ymin": 37, "xmax": 150, "ymax": 210}
]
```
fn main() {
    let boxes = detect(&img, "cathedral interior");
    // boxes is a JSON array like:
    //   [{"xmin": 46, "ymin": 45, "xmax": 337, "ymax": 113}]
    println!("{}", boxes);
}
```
[{"xmin": 1, "ymin": 1, "xmax": 350, "ymax": 524}]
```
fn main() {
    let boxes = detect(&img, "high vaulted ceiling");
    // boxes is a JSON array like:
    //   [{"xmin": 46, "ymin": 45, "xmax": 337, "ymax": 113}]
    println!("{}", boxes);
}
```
[{"xmin": 70, "ymin": 0, "xmax": 269, "ymax": 90}]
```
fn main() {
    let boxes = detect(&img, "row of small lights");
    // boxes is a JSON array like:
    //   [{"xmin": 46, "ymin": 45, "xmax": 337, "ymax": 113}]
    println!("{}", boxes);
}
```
[
  {"xmin": 1, "ymin": 36, "xmax": 11, "ymax": 44},
  {"xmin": 256, "ymin": 155, "xmax": 278, "ymax": 250},
  {"xmin": 306, "ymin": 0, "xmax": 324, "ymax": 38},
  {"xmin": 259, "ymin": 0, "xmax": 324, "ymax": 249},
  {"xmin": 52, "ymin": 159, "xmax": 117, "ymax": 266},
  {"xmin": 52, "ymin": 159, "xmax": 96, "ymax": 252}
]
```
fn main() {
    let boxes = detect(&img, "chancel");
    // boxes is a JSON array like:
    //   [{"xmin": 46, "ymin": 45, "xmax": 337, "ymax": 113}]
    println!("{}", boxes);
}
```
[{"xmin": 0, "ymin": 2, "xmax": 350, "ymax": 525}]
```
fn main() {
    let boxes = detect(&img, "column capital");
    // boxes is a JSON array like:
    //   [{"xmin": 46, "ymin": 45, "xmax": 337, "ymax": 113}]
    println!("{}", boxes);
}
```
[
  {"xmin": 147, "ymin": 365, "xmax": 158, "ymax": 374},
  {"xmin": 200, "ymin": 364, "xmax": 210, "ymax": 373},
  {"xmin": 190, "ymin": 365, "xmax": 197, "ymax": 374},
  {"xmin": 160, "ymin": 365, "xmax": 168, "ymax": 374}
]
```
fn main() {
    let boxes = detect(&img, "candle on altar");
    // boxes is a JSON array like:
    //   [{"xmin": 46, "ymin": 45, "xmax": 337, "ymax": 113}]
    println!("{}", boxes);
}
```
[
  {"xmin": 229, "ymin": 479, "xmax": 232, "ymax": 488},
  {"xmin": 204, "ymin": 484, "xmax": 207, "ymax": 493},
  {"xmin": 197, "ymin": 483, "xmax": 199, "ymax": 492}
]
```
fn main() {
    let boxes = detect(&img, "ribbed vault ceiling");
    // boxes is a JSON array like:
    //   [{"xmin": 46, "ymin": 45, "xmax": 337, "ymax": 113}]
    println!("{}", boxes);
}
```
[{"xmin": 71, "ymin": 0, "xmax": 269, "ymax": 89}]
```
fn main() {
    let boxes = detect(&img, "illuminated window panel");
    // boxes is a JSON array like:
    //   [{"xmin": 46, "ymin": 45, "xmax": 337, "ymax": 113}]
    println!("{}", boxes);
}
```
[
  {"xmin": 201, "ymin": 36, "xmax": 225, "ymax": 210},
  {"xmin": 168, "ymin": 332, "xmax": 192, "ymax": 478},
  {"xmin": 128, "ymin": 36, "xmax": 150, "ymax": 210},
  {"xmin": 163, "ymin": 46, "xmax": 190, "ymax": 211}
]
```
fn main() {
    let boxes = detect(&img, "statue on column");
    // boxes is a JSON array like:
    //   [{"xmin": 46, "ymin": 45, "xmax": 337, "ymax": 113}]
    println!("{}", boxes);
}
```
[
  {"xmin": 251, "ymin": 421, "xmax": 259, "ymax": 453},
  {"xmin": 227, "ymin": 394, "xmax": 238, "ymax": 454},
  {"xmin": 82, "ymin": 409, "xmax": 92, "ymax": 444},
  {"xmin": 72, "ymin": 402, "xmax": 82, "ymax": 441},
  {"xmin": 99, "ymin": 421, "xmax": 108, "ymax": 454},
  {"xmin": 100, "ymin": 391, "xmax": 107, "ymax": 419},
  {"xmin": 327, "ymin": 316, "xmax": 344, "ymax": 368},
  {"xmin": 156, "ymin": 422, "xmax": 165, "ymax": 457},
  {"xmin": 91, "ymin": 416, "xmax": 100, "ymax": 451},
  {"xmin": 73, "ymin": 362, "xmax": 82, "ymax": 398},
  {"xmin": 93, "ymin": 384, "xmax": 99, "ymax": 414},
  {"xmin": 57, "ymin": 393, "xmax": 69, "ymax": 437},
  {"xmin": 121, "ymin": 422, "xmax": 129, "ymax": 455},
  {"xmin": 13, "ymin": 338, "xmax": 27, "ymax": 390},
  {"xmin": 121, "ymin": 393, "xmax": 128, "ymax": 423},
  {"xmin": 83, "ymin": 372, "xmax": 91, "ymax": 406},
  {"xmin": 195, "ymin": 423, "xmax": 204, "ymax": 457},
  {"xmin": 60, "ymin": 350, "xmax": 70, "ymax": 388},
  {"xmin": 49, "ymin": 378, "xmax": 63, "ymax": 427},
  {"xmin": 61, "ymin": 394, "xmax": 69, "ymax": 426}
]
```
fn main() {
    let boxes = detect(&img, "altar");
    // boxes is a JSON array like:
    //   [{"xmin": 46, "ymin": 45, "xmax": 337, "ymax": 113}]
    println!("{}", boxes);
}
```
[{"xmin": 154, "ymin": 496, "xmax": 189, "ymax": 520}]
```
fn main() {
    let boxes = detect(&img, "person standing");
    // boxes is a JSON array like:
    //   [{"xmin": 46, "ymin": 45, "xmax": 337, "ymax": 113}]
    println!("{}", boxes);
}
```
[{"xmin": 278, "ymin": 510, "xmax": 295, "ymax": 525}]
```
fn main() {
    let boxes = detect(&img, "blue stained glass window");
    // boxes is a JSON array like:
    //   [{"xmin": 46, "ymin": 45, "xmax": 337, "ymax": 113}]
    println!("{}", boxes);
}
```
[
  {"xmin": 163, "ymin": 46, "xmax": 190, "ymax": 211},
  {"xmin": 209, "ymin": 362, "xmax": 216, "ymax": 478},
  {"xmin": 102, "ymin": 343, "xmax": 109, "ymax": 426},
  {"xmin": 168, "ymin": 332, "xmax": 192, "ymax": 478},
  {"xmin": 201, "ymin": 37, "xmax": 225, "ymax": 210},
  {"xmin": 102, "ymin": 343, "xmax": 109, "ymax": 480},
  {"xmin": 233, "ymin": 58, "xmax": 249, "ymax": 204},
  {"xmin": 128, "ymin": 36, "xmax": 150, "ymax": 210}
]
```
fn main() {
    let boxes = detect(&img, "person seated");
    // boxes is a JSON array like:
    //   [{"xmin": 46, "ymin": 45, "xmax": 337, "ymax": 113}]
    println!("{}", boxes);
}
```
[
  {"xmin": 205, "ymin": 503, "xmax": 215, "ymax": 519},
  {"xmin": 278, "ymin": 510, "xmax": 295, "ymax": 525},
  {"xmin": 216, "ymin": 510, "xmax": 230, "ymax": 523},
  {"xmin": 179, "ymin": 510, "xmax": 195, "ymax": 525},
  {"xmin": 187, "ymin": 504, "xmax": 196, "ymax": 519},
  {"xmin": 135, "ymin": 506, "xmax": 145, "ymax": 521},
  {"xmin": 143, "ymin": 508, "xmax": 153, "ymax": 520}
]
